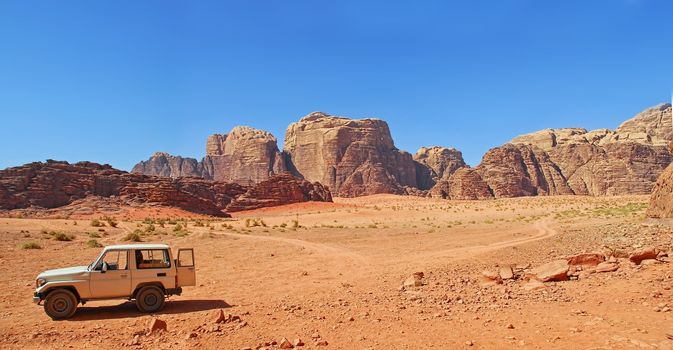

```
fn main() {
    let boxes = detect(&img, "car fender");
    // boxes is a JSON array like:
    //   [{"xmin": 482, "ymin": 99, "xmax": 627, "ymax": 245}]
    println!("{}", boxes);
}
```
[{"xmin": 37, "ymin": 280, "xmax": 90, "ymax": 300}]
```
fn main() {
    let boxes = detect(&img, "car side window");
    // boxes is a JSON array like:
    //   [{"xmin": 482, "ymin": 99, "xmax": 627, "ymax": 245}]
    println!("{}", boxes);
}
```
[
  {"xmin": 97, "ymin": 250, "xmax": 128, "ymax": 271},
  {"xmin": 135, "ymin": 249, "xmax": 171, "ymax": 269}
]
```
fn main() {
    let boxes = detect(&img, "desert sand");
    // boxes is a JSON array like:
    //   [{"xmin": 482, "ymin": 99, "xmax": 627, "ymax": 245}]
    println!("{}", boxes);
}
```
[{"xmin": 1, "ymin": 194, "xmax": 672, "ymax": 349}]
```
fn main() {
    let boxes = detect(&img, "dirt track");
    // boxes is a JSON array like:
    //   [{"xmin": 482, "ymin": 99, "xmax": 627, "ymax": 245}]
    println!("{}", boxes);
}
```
[{"xmin": 1, "ymin": 195, "xmax": 672, "ymax": 349}]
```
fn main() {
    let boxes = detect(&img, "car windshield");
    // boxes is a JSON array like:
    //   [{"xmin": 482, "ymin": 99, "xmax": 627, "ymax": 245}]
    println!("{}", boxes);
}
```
[{"xmin": 88, "ymin": 249, "xmax": 106, "ymax": 271}]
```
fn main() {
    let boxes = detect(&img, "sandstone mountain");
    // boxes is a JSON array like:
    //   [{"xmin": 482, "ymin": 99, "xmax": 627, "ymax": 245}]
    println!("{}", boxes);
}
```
[
  {"xmin": 283, "ymin": 112, "xmax": 418, "ymax": 197},
  {"xmin": 0, "ymin": 160, "xmax": 331, "ymax": 217},
  {"xmin": 131, "ymin": 152, "xmax": 203, "ymax": 178},
  {"xmin": 648, "ymin": 140, "xmax": 673, "ymax": 218},
  {"xmin": 413, "ymin": 146, "xmax": 467, "ymax": 190},
  {"xmin": 430, "ymin": 103, "xmax": 672, "ymax": 199},
  {"xmin": 131, "ymin": 103, "xmax": 671, "ymax": 200},
  {"xmin": 132, "ymin": 126, "xmax": 286, "ymax": 184}
]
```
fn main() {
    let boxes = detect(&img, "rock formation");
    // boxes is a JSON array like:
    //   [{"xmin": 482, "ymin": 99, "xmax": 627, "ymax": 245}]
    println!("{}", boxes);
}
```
[
  {"xmin": 0, "ymin": 160, "xmax": 332, "ymax": 216},
  {"xmin": 443, "ymin": 103, "xmax": 672, "ymax": 199},
  {"xmin": 283, "ymin": 112, "xmax": 417, "ymax": 197},
  {"xmin": 131, "ymin": 152, "xmax": 203, "ymax": 178},
  {"xmin": 413, "ymin": 146, "xmax": 467, "ymax": 190},
  {"xmin": 202, "ymin": 126, "xmax": 286, "ymax": 184},
  {"xmin": 647, "ymin": 140, "xmax": 673, "ymax": 218},
  {"xmin": 132, "ymin": 126, "xmax": 286, "ymax": 185}
]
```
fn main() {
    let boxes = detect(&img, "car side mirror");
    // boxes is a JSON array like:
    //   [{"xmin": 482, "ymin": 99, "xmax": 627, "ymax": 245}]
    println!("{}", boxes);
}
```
[{"xmin": 101, "ymin": 263, "xmax": 108, "ymax": 273}]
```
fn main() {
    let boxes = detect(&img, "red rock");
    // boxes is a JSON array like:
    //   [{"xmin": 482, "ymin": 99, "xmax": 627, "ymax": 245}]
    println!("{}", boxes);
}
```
[
  {"xmin": 147, "ymin": 318, "xmax": 167, "ymax": 335},
  {"xmin": 522, "ymin": 280, "xmax": 546, "ymax": 291},
  {"xmin": 595, "ymin": 262, "xmax": 619, "ymax": 273},
  {"xmin": 279, "ymin": 338, "xmax": 293, "ymax": 349},
  {"xmin": 315, "ymin": 340, "xmax": 329, "ymax": 346},
  {"xmin": 630, "ymin": 247, "xmax": 659, "ymax": 264},
  {"xmin": 567, "ymin": 253, "xmax": 605, "ymax": 266},
  {"xmin": 284, "ymin": 112, "xmax": 418, "ymax": 197},
  {"xmin": 0, "ymin": 161, "xmax": 331, "ymax": 216},
  {"xmin": 499, "ymin": 266, "xmax": 514, "ymax": 280},
  {"xmin": 293, "ymin": 338, "xmax": 304, "ymax": 347},
  {"xmin": 531, "ymin": 260, "xmax": 569, "ymax": 282}
]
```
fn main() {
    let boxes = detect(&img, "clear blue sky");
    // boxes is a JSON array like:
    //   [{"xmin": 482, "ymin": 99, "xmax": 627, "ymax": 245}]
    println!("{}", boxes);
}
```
[{"xmin": 1, "ymin": 0, "xmax": 672, "ymax": 170}]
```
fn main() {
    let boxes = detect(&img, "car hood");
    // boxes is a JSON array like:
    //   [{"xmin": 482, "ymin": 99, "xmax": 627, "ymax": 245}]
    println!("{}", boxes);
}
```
[{"xmin": 37, "ymin": 266, "xmax": 90, "ymax": 281}]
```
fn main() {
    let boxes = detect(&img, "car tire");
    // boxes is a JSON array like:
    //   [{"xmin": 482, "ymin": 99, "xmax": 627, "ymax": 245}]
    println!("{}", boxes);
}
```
[
  {"xmin": 135, "ymin": 286, "xmax": 165, "ymax": 313},
  {"xmin": 44, "ymin": 289, "xmax": 78, "ymax": 320}
]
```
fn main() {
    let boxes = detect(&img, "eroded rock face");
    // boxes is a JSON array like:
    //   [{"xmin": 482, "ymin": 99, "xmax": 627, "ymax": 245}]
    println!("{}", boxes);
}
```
[
  {"xmin": 284, "ymin": 112, "xmax": 417, "ymax": 197},
  {"xmin": 202, "ymin": 126, "xmax": 286, "ymax": 184},
  {"xmin": 133, "ymin": 126, "xmax": 286, "ymax": 185},
  {"xmin": 429, "ymin": 168, "xmax": 493, "ymax": 200},
  {"xmin": 131, "ymin": 152, "xmax": 203, "ymax": 178},
  {"xmin": 461, "ymin": 103, "xmax": 673, "ymax": 198},
  {"xmin": 0, "ymin": 161, "xmax": 331, "ymax": 216},
  {"xmin": 413, "ymin": 146, "xmax": 467, "ymax": 190}
]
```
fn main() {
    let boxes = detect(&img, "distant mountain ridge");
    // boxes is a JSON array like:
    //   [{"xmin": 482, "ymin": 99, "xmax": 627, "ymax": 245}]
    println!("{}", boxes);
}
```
[{"xmin": 133, "ymin": 103, "xmax": 673, "ymax": 199}]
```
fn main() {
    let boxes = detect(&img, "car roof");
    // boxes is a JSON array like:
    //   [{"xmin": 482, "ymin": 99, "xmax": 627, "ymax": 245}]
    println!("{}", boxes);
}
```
[{"xmin": 103, "ymin": 244, "xmax": 170, "ymax": 250}]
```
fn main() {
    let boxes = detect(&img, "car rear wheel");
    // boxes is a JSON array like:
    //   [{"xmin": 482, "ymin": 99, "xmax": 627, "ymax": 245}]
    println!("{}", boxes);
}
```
[
  {"xmin": 135, "ymin": 286, "xmax": 165, "ymax": 313},
  {"xmin": 44, "ymin": 289, "xmax": 78, "ymax": 320}
]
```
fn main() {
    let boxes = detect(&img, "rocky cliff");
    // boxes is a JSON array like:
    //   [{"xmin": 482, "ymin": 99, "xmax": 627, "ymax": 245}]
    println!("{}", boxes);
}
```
[
  {"xmin": 131, "ymin": 152, "xmax": 203, "ymax": 178},
  {"xmin": 283, "ymin": 112, "xmax": 417, "ymax": 197},
  {"xmin": 413, "ymin": 146, "xmax": 467, "ymax": 190},
  {"xmin": 0, "ymin": 160, "xmax": 332, "ymax": 216},
  {"xmin": 443, "ymin": 103, "xmax": 673, "ymax": 199},
  {"xmin": 132, "ymin": 126, "xmax": 286, "ymax": 185}
]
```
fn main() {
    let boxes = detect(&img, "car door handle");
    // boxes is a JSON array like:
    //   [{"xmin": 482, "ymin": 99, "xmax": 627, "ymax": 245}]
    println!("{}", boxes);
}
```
[
  {"xmin": 157, "ymin": 273, "xmax": 166, "ymax": 277},
  {"xmin": 120, "ymin": 274, "xmax": 128, "ymax": 278}
]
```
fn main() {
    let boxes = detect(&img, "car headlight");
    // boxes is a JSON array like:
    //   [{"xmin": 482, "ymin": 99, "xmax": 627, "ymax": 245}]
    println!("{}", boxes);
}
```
[{"xmin": 36, "ymin": 278, "xmax": 46, "ymax": 288}]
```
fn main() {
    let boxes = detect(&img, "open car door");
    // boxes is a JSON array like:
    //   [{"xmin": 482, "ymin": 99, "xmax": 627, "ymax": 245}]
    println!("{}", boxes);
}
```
[{"xmin": 176, "ymin": 248, "xmax": 196, "ymax": 287}]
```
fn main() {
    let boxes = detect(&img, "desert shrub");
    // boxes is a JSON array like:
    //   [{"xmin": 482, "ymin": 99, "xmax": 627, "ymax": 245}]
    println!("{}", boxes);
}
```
[
  {"xmin": 20, "ymin": 242, "xmax": 42, "ymax": 249},
  {"xmin": 173, "ymin": 224, "xmax": 183, "ymax": 232},
  {"xmin": 90, "ymin": 219, "xmax": 104, "ymax": 227},
  {"xmin": 194, "ymin": 220, "xmax": 205, "ymax": 227},
  {"xmin": 86, "ymin": 239, "xmax": 102, "ymax": 248},
  {"xmin": 142, "ymin": 217, "xmax": 155, "ymax": 224},
  {"xmin": 122, "ymin": 232, "xmax": 142, "ymax": 242},
  {"xmin": 103, "ymin": 216, "xmax": 118, "ymax": 228},
  {"xmin": 50, "ymin": 231, "xmax": 75, "ymax": 241},
  {"xmin": 88, "ymin": 232, "xmax": 101, "ymax": 238},
  {"xmin": 144, "ymin": 224, "xmax": 156, "ymax": 233}
]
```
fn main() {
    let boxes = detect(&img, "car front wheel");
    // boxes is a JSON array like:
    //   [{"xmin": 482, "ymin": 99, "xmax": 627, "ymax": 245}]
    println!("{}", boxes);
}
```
[
  {"xmin": 135, "ymin": 286, "xmax": 165, "ymax": 313},
  {"xmin": 44, "ymin": 289, "xmax": 78, "ymax": 320}
]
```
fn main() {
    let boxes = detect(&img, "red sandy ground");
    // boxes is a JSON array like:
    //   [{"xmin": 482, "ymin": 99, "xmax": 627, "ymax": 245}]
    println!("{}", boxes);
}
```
[{"xmin": 0, "ymin": 195, "xmax": 672, "ymax": 349}]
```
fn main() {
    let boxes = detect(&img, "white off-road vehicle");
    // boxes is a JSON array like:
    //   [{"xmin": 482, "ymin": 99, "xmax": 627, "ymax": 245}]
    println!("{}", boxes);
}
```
[{"xmin": 32, "ymin": 244, "xmax": 196, "ymax": 319}]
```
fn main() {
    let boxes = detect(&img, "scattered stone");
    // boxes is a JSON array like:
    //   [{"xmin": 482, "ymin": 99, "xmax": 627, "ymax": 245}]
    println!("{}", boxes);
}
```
[
  {"xmin": 147, "ymin": 318, "xmax": 167, "ymax": 335},
  {"xmin": 630, "ymin": 247, "xmax": 658, "ymax": 264},
  {"xmin": 567, "ymin": 252, "xmax": 605, "ymax": 266},
  {"xmin": 279, "ymin": 338, "xmax": 293, "ymax": 349},
  {"xmin": 522, "ymin": 280, "xmax": 546, "ymax": 291},
  {"xmin": 595, "ymin": 262, "xmax": 619, "ymax": 273},
  {"xmin": 185, "ymin": 332, "xmax": 198, "ymax": 340},
  {"xmin": 404, "ymin": 272, "xmax": 424, "ymax": 287},
  {"xmin": 316, "ymin": 340, "xmax": 329, "ymax": 346},
  {"xmin": 130, "ymin": 335, "xmax": 140, "ymax": 346},
  {"xmin": 499, "ymin": 266, "xmax": 514, "ymax": 280},
  {"xmin": 465, "ymin": 340, "xmax": 474, "ymax": 346},
  {"xmin": 293, "ymin": 338, "xmax": 304, "ymax": 347},
  {"xmin": 531, "ymin": 260, "xmax": 569, "ymax": 282}
]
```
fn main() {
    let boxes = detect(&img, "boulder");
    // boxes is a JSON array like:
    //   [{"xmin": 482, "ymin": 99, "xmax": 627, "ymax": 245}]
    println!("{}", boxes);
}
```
[
  {"xmin": 499, "ymin": 266, "xmax": 514, "ymax": 280},
  {"xmin": 629, "ymin": 247, "xmax": 659, "ymax": 264},
  {"xmin": 567, "ymin": 253, "xmax": 605, "ymax": 266},
  {"xmin": 531, "ymin": 260, "xmax": 569, "ymax": 282},
  {"xmin": 595, "ymin": 262, "xmax": 619, "ymax": 273},
  {"xmin": 403, "ymin": 272, "xmax": 424, "ymax": 287},
  {"xmin": 147, "ymin": 318, "xmax": 167, "ymax": 335}
]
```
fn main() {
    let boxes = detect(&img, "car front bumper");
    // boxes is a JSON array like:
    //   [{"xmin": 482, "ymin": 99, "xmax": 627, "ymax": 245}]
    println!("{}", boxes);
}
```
[{"xmin": 33, "ymin": 292, "xmax": 42, "ymax": 304}]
